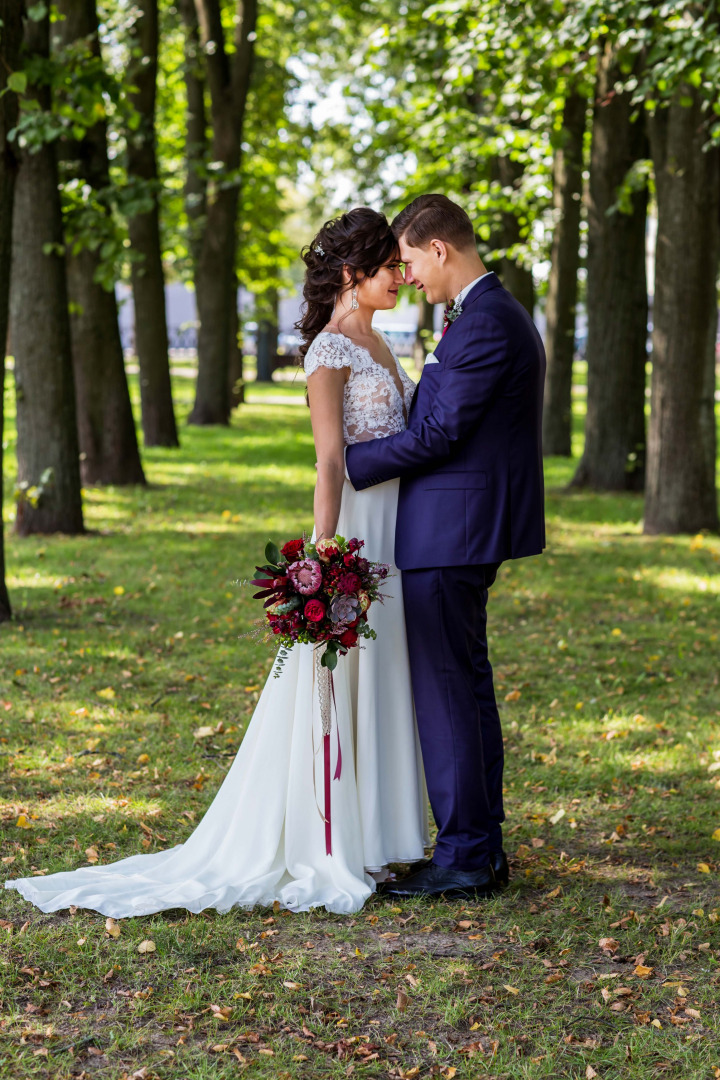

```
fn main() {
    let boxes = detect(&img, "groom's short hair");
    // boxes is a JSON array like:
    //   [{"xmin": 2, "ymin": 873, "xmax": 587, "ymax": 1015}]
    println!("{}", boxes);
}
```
[{"xmin": 392, "ymin": 194, "xmax": 476, "ymax": 252}]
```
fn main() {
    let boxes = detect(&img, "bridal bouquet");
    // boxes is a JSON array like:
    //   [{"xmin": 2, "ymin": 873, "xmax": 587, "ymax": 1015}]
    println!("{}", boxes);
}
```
[{"xmin": 251, "ymin": 535, "xmax": 390, "ymax": 671}]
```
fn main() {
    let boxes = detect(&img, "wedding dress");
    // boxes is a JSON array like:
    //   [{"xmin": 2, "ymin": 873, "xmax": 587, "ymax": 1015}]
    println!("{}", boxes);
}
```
[{"xmin": 5, "ymin": 329, "xmax": 429, "ymax": 917}]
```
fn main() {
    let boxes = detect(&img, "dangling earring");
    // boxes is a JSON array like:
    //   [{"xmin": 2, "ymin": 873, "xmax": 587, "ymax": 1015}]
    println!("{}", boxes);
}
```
[{"xmin": 351, "ymin": 286, "xmax": 358, "ymax": 311}]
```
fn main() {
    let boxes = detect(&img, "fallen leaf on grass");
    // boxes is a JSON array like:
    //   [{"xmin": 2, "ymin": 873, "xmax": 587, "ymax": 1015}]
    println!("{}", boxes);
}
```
[
  {"xmin": 137, "ymin": 939, "xmax": 156, "ymax": 954},
  {"xmin": 586, "ymin": 1067, "xmax": 598, "ymax": 1079},
  {"xmin": 503, "ymin": 984, "xmax": 520, "ymax": 995},
  {"xmin": 697, "ymin": 863, "xmax": 711, "ymax": 873},
  {"xmin": 505, "ymin": 689, "xmax": 521, "ymax": 702},
  {"xmin": 193, "ymin": 726, "xmax": 215, "ymax": 740},
  {"xmin": 598, "ymin": 937, "xmax": 619, "ymax": 953},
  {"xmin": 684, "ymin": 1008, "xmax": 701, "ymax": 1019},
  {"xmin": 283, "ymin": 981, "xmax": 302, "ymax": 991},
  {"xmin": 396, "ymin": 988, "xmax": 408, "ymax": 1011},
  {"xmin": 634, "ymin": 964, "xmax": 653, "ymax": 978},
  {"xmin": 97, "ymin": 687, "xmax": 116, "ymax": 699},
  {"xmin": 105, "ymin": 918, "xmax": 121, "ymax": 939},
  {"xmin": 549, "ymin": 809, "xmax": 565, "ymax": 825},
  {"xmin": 442, "ymin": 1069, "xmax": 457, "ymax": 1079},
  {"xmin": 210, "ymin": 1005, "xmax": 232, "ymax": 1020}
]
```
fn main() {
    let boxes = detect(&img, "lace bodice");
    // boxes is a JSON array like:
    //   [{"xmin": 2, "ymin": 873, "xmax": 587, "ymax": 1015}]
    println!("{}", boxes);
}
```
[{"xmin": 304, "ymin": 330, "xmax": 416, "ymax": 445}]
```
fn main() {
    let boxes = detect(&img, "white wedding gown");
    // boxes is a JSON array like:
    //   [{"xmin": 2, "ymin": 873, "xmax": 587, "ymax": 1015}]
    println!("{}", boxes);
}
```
[{"xmin": 5, "ymin": 329, "xmax": 429, "ymax": 917}]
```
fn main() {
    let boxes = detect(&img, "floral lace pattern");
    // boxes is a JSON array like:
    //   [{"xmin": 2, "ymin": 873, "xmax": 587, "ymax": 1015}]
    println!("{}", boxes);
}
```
[{"xmin": 304, "ymin": 330, "xmax": 416, "ymax": 445}]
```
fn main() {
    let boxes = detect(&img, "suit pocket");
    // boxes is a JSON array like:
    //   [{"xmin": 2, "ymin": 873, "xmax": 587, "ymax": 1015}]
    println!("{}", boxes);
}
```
[{"xmin": 422, "ymin": 472, "xmax": 487, "ymax": 490}]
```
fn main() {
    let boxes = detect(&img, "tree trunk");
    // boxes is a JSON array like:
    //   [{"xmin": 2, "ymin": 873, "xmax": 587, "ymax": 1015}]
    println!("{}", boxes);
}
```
[
  {"xmin": 187, "ymin": 0, "xmax": 257, "ymax": 426},
  {"xmin": 495, "ymin": 156, "xmax": 535, "ymax": 315},
  {"xmin": 10, "ymin": 12, "xmax": 84, "ymax": 537},
  {"xmin": 0, "ymin": 0, "xmax": 24, "ymax": 620},
  {"xmin": 413, "ymin": 291, "xmax": 436, "ymax": 373},
  {"xmin": 126, "ymin": 0, "xmax": 179, "ymax": 447},
  {"xmin": 644, "ymin": 88, "xmax": 719, "ymax": 535},
  {"xmin": 256, "ymin": 287, "xmax": 278, "ymax": 383},
  {"xmin": 571, "ymin": 45, "xmax": 648, "ymax": 491},
  {"xmin": 228, "ymin": 271, "xmax": 244, "ymax": 406},
  {"xmin": 56, "ymin": 0, "xmax": 146, "ymax": 487},
  {"xmin": 542, "ymin": 92, "xmax": 587, "ymax": 457}
]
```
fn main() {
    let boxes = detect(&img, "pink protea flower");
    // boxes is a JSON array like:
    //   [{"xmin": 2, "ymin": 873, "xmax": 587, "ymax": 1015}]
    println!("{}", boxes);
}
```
[{"xmin": 287, "ymin": 559, "xmax": 322, "ymax": 595}]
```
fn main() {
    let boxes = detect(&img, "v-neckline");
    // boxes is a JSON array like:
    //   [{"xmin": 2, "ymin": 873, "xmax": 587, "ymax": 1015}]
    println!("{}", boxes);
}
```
[{"xmin": 321, "ymin": 328, "xmax": 409, "ymax": 421}]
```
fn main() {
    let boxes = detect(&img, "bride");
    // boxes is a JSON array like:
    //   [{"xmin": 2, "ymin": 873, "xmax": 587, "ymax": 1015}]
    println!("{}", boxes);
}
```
[{"xmin": 5, "ymin": 207, "xmax": 429, "ymax": 917}]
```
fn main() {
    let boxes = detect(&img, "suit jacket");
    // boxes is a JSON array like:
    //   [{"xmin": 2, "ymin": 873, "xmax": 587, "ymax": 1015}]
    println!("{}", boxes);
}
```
[{"xmin": 345, "ymin": 272, "xmax": 546, "ymax": 570}]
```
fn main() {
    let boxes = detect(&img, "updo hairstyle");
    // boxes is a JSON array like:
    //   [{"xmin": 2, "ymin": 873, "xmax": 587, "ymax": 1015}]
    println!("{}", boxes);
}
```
[{"xmin": 295, "ymin": 207, "xmax": 398, "ymax": 362}]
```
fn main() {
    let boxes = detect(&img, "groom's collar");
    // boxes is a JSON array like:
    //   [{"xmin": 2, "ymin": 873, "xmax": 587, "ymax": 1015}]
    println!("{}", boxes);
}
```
[
  {"xmin": 458, "ymin": 271, "xmax": 501, "ymax": 311},
  {"xmin": 453, "ymin": 271, "xmax": 494, "ymax": 308}
]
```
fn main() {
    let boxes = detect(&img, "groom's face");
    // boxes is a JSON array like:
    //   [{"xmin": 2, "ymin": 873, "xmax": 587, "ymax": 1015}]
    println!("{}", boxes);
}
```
[{"xmin": 398, "ymin": 236, "xmax": 449, "ymax": 305}]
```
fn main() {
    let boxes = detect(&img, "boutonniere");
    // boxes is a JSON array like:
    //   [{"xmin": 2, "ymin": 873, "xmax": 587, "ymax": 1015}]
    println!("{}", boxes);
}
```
[{"xmin": 444, "ymin": 299, "xmax": 462, "ymax": 325}]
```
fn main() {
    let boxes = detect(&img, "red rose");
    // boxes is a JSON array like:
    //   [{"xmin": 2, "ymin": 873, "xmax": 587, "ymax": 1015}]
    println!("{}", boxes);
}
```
[
  {"xmin": 339, "ymin": 627, "xmax": 358, "ymax": 647},
  {"xmin": 304, "ymin": 599, "xmax": 325, "ymax": 622},
  {"xmin": 281, "ymin": 538, "xmax": 305, "ymax": 560},
  {"xmin": 337, "ymin": 572, "xmax": 361, "ymax": 594},
  {"xmin": 343, "ymin": 553, "xmax": 356, "ymax": 567}
]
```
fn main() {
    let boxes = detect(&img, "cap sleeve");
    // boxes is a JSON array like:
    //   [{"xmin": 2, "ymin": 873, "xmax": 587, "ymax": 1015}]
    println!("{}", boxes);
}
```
[{"xmin": 304, "ymin": 332, "xmax": 353, "ymax": 378}]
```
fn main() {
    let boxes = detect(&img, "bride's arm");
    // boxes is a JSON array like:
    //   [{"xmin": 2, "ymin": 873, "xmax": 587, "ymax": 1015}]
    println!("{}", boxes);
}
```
[{"xmin": 307, "ymin": 366, "xmax": 348, "ymax": 540}]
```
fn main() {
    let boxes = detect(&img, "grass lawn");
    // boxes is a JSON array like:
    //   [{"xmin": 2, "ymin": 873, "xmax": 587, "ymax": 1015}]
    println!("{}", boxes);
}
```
[{"xmin": 1, "ymin": 364, "xmax": 719, "ymax": 1080}]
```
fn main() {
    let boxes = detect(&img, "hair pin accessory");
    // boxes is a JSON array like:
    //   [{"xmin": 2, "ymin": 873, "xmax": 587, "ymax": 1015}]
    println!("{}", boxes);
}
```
[{"xmin": 314, "ymin": 244, "xmax": 325, "ymax": 257}]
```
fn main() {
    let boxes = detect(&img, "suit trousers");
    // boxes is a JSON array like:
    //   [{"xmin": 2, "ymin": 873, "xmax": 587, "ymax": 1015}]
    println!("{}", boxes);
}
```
[{"xmin": 401, "ymin": 563, "xmax": 504, "ymax": 870}]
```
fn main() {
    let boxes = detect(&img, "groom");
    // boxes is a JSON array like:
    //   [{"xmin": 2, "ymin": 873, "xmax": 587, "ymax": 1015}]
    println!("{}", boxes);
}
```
[{"xmin": 345, "ymin": 194, "xmax": 546, "ymax": 899}]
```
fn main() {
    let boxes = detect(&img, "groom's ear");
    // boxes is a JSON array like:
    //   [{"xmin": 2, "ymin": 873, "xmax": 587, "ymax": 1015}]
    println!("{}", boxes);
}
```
[{"xmin": 429, "ymin": 239, "xmax": 448, "ymax": 262}]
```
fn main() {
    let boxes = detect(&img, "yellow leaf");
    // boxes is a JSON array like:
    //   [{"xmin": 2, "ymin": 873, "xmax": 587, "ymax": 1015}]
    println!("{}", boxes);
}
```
[
  {"xmin": 443, "ymin": 1070, "xmax": 458, "ymax": 1079},
  {"xmin": 85, "ymin": 846, "xmax": 99, "ymax": 864},
  {"xmin": 503, "ymin": 984, "xmax": 520, "ymax": 995},
  {"xmin": 113, "ymin": 586, "xmax": 125, "ymax": 596},
  {"xmin": 469, "ymin": 1022, "xmax": 481, "ymax": 1031},
  {"xmin": 634, "ymin": 965, "xmax": 653, "ymax": 978},
  {"xmin": 211, "ymin": 1044, "xmax": 229, "ymax": 1053},
  {"xmin": 97, "ymin": 687, "xmax": 115, "ymax": 699},
  {"xmin": 193, "ymin": 726, "xmax": 215, "ymax": 740},
  {"xmin": 586, "ymin": 1067, "xmax": 598, "ymax": 1079},
  {"xmin": 15, "ymin": 815, "xmax": 33, "ymax": 830},
  {"xmin": 515, "ymin": 844, "xmax": 531, "ymax": 860},
  {"xmin": 697, "ymin": 863, "xmax": 711, "ymax": 874},
  {"xmin": 105, "ymin": 918, "xmax": 121, "ymax": 939},
  {"xmin": 137, "ymin": 939, "xmax": 156, "ymax": 954},
  {"xmin": 712, "ymin": 829, "xmax": 720, "ymax": 842},
  {"xmin": 611, "ymin": 628, "xmax": 622, "ymax": 637},
  {"xmin": 549, "ymin": 808, "xmax": 565, "ymax": 825},
  {"xmin": 292, "ymin": 1055, "xmax": 309, "ymax": 1062},
  {"xmin": 651, "ymin": 1019, "xmax": 662, "ymax": 1029},
  {"xmin": 504, "ymin": 689, "xmax": 521, "ymax": 702},
  {"xmin": 136, "ymin": 753, "xmax": 150, "ymax": 764},
  {"xmin": 283, "ymin": 981, "xmax": 302, "ymax": 991}
]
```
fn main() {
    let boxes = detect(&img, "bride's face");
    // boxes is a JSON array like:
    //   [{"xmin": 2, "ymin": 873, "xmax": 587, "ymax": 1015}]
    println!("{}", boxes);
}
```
[{"xmin": 356, "ymin": 259, "xmax": 405, "ymax": 311}]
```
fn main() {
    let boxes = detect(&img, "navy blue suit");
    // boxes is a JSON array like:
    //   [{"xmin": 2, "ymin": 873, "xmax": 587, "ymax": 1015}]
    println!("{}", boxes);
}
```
[{"xmin": 346, "ymin": 273, "xmax": 546, "ymax": 869}]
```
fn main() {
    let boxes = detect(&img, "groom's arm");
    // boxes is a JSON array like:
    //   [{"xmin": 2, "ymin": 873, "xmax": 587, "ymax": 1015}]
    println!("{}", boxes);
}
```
[{"xmin": 346, "ymin": 312, "xmax": 508, "ymax": 491}]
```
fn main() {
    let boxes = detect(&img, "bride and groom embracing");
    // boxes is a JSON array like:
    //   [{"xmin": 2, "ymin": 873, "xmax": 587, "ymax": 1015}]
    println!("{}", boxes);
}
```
[{"xmin": 6, "ymin": 194, "xmax": 546, "ymax": 919}]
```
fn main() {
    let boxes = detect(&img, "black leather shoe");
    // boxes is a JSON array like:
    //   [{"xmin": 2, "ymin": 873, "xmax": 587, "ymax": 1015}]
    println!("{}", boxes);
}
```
[
  {"xmin": 408, "ymin": 850, "xmax": 509, "ymax": 885},
  {"xmin": 377, "ymin": 861, "xmax": 498, "ymax": 899},
  {"xmin": 491, "ymin": 850, "xmax": 509, "ymax": 886}
]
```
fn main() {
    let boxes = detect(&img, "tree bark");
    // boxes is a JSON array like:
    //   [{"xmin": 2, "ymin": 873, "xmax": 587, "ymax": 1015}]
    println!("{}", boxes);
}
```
[
  {"xmin": 10, "ymin": 12, "xmax": 84, "ymax": 536},
  {"xmin": 256, "ymin": 287, "xmax": 278, "ymax": 383},
  {"xmin": 413, "ymin": 291, "xmax": 436, "ymax": 373},
  {"xmin": 126, "ymin": 0, "xmax": 179, "ymax": 447},
  {"xmin": 571, "ymin": 45, "xmax": 648, "ymax": 491},
  {"xmin": 0, "ymin": 0, "xmax": 24, "ymax": 619},
  {"xmin": 494, "ymin": 156, "xmax": 535, "ymax": 315},
  {"xmin": 542, "ymin": 92, "xmax": 587, "ymax": 457},
  {"xmin": 55, "ymin": 0, "xmax": 146, "ymax": 486},
  {"xmin": 644, "ymin": 88, "xmax": 719, "ymax": 534},
  {"xmin": 228, "ymin": 271, "xmax": 244, "ymax": 406},
  {"xmin": 187, "ymin": 0, "xmax": 257, "ymax": 426}
]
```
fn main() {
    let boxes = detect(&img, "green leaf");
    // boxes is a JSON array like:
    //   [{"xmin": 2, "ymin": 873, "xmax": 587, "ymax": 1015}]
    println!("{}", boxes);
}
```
[
  {"xmin": 27, "ymin": 2, "xmax": 48, "ymax": 21},
  {"xmin": 265, "ymin": 540, "xmax": 281, "ymax": 566},
  {"xmin": 321, "ymin": 648, "xmax": 338, "ymax": 671},
  {"xmin": 7, "ymin": 72, "xmax": 27, "ymax": 95}
]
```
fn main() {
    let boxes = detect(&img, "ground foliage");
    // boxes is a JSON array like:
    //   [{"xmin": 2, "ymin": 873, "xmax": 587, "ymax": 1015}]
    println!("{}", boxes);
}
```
[{"xmin": 1, "ymin": 370, "xmax": 719, "ymax": 1078}]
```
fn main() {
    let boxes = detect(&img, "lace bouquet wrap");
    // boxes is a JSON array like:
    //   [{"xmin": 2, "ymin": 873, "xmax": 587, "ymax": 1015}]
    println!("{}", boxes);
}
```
[{"xmin": 251, "ymin": 535, "xmax": 390, "ymax": 854}]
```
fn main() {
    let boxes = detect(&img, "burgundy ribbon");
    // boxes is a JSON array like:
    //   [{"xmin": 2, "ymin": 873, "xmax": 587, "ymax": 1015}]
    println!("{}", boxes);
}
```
[{"xmin": 320, "ymin": 670, "xmax": 342, "ymax": 857}]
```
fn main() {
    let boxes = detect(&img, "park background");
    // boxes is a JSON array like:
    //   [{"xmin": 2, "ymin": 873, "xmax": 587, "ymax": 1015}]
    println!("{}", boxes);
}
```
[{"xmin": 1, "ymin": 2, "xmax": 720, "ymax": 1079}]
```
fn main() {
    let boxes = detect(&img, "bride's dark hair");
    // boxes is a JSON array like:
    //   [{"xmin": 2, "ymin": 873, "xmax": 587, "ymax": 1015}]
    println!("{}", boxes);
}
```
[{"xmin": 295, "ymin": 207, "xmax": 399, "ymax": 362}]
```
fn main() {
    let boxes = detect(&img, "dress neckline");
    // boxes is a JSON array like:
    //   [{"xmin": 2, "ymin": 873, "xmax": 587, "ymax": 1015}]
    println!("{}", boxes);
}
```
[{"xmin": 316, "ymin": 328, "xmax": 411, "ymax": 420}]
